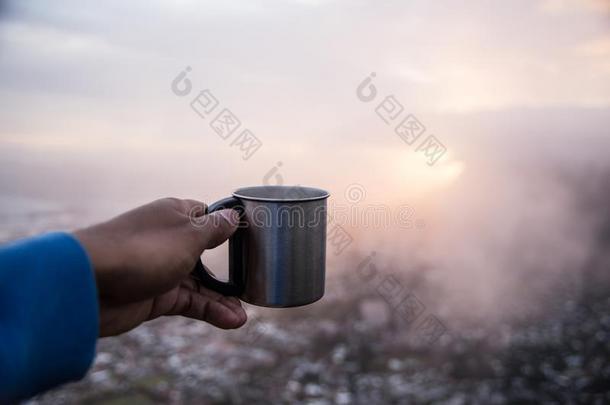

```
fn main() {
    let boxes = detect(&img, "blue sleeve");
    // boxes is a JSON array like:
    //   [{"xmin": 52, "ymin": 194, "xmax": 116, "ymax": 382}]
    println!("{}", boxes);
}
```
[{"xmin": 0, "ymin": 232, "xmax": 99, "ymax": 402}]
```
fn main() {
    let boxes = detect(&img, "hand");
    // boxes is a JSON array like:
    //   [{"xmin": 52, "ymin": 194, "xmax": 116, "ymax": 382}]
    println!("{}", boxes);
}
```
[{"xmin": 73, "ymin": 198, "xmax": 247, "ymax": 337}]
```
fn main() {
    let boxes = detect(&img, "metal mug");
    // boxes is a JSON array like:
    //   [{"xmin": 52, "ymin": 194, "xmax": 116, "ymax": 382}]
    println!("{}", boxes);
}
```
[{"xmin": 193, "ymin": 185, "xmax": 330, "ymax": 308}]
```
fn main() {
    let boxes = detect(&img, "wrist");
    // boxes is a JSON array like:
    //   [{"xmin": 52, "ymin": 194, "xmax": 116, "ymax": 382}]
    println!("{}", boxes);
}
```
[{"xmin": 72, "ymin": 227, "xmax": 122, "ymax": 299}]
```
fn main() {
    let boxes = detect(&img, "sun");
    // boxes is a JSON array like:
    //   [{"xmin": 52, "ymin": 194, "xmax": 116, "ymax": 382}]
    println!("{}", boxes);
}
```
[{"xmin": 395, "ymin": 151, "xmax": 465, "ymax": 195}]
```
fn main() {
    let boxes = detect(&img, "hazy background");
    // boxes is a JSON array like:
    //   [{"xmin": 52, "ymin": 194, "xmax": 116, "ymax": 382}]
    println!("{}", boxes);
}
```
[
  {"xmin": 2, "ymin": 0, "xmax": 609, "ymax": 314},
  {"xmin": 1, "ymin": 0, "xmax": 610, "ymax": 403}
]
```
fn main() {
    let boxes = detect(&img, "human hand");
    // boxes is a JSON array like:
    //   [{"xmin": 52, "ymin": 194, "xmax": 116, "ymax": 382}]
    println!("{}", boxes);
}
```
[{"xmin": 73, "ymin": 198, "xmax": 247, "ymax": 337}]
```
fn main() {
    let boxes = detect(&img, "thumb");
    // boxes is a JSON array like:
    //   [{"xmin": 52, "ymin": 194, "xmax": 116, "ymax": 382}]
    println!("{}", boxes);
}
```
[{"xmin": 193, "ymin": 208, "xmax": 240, "ymax": 250}]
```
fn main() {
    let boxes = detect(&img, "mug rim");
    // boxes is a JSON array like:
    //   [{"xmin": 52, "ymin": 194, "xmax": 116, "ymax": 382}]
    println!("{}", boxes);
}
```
[{"xmin": 233, "ymin": 185, "xmax": 330, "ymax": 202}]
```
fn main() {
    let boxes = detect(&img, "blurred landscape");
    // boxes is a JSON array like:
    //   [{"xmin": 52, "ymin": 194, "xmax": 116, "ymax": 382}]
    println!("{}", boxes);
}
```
[
  {"xmin": 1, "ymin": 161, "xmax": 608, "ymax": 404},
  {"xmin": 2, "ymin": 0, "xmax": 610, "ymax": 403}
]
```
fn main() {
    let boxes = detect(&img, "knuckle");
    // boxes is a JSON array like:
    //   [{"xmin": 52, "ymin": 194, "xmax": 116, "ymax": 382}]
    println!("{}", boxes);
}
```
[{"xmin": 158, "ymin": 197, "xmax": 183, "ymax": 209}]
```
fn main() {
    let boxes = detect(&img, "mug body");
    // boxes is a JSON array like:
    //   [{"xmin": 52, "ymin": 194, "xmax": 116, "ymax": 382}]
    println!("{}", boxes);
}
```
[{"xmin": 233, "ymin": 186, "xmax": 328, "ymax": 307}]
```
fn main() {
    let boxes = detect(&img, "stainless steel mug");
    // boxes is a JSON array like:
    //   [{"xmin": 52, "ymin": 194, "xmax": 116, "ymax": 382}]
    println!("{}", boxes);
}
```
[{"xmin": 193, "ymin": 186, "xmax": 330, "ymax": 307}]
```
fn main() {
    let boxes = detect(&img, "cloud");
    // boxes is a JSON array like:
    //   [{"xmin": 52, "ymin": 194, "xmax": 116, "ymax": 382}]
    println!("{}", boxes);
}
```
[
  {"xmin": 0, "ymin": 0, "xmax": 609, "ymax": 195},
  {"xmin": 1, "ymin": 0, "xmax": 609, "ymax": 117},
  {"xmin": 540, "ymin": 0, "xmax": 610, "ymax": 15},
  {"xmin": 579, "ymin": 35, "xmax": 610, "ymax": 57}
]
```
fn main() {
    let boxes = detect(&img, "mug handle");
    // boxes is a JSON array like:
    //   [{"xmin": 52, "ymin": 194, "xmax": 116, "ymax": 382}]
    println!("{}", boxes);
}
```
[{"xmin": 191, "ymin": 196, "xmax": 245, "ymax": 296}]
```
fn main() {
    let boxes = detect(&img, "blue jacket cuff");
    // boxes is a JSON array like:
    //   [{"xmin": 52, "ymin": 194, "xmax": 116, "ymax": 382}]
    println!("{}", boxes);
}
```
[{"xmin": 0, "ymin": 232, "xmax": 99, "ymax": 401}]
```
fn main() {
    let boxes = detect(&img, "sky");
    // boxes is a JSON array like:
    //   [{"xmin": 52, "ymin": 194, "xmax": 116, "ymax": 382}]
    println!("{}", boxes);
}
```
[
  {"xmin": 1, "ymin": 0, "xmax": 609, "ymax": 206},
  {"xmin": 1, "ymin": 0, "xmax": 609, "ymax": 318}
]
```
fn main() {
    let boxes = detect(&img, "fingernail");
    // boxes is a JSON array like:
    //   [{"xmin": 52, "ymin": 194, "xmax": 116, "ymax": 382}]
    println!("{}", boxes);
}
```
[{"xmin": 218, "ymin": 209, "xmax": 239, "ymax": 226}]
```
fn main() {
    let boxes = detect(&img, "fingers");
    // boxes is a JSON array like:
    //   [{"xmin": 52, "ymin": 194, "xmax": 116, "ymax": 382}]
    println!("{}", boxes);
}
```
[
  {"xmin": 170, "ymin": 284, "xmax": 247, "ymax": 329},
  {"xmin": 165, "ymin": 197, "xmax": 238, "ymax": 249},
  {"xmin": 167, "ymin": 198, "xmax": 208, "ymax": 216},
  {"xmin": 182, "ymin": 277, "xmax": 245, "ymax": 314},
  {"xmin": 191, "ymin": 209, "xmax": 240, "ymax": 250}
]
